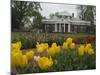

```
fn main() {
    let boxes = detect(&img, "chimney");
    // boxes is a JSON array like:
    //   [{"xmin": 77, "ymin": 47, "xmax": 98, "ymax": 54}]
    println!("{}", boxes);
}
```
[{"xmin": 72, "ymin": 13, "xmax": 74, "ymax": 18}]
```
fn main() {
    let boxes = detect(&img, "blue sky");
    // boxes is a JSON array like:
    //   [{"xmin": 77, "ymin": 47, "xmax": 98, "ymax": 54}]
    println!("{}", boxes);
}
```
[{"xmin": 39, "ymin": 2, "xmax": 79, "ymax": 18}]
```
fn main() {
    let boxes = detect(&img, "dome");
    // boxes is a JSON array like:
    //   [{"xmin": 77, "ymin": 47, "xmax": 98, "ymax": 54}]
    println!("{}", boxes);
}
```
[{"xmin": 58, "ymin": 11, "xmax": 72, "ymax": 17}]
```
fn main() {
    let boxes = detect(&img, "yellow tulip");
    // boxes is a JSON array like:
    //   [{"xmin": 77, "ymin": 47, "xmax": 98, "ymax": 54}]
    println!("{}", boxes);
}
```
[
  {"xmin": 37, "ymin": 57, "xmax": 53, "ymax": 70},
  {"xmin": 66, "ymin": 37, "xmax": 72, "ymax": 45},
  {"xmin": 12, "ymin": 51, "xmax": 28, "ymax": 68},
  {"xmin": 78, "ymin": 45, "xmax": 85, "ymax": 56},
  {"xmin": 87, "ymin": 48, "xmax": 94, "ymax": 55},
  {"xmin": 11, "ymin": 48, "xmax": 21, "ymax": 55},
  {"xmin": 41, "ymin": 43, "xmax": 49, "ymax": 50},
  {"xmin": 20, "ymin": 55, "xmax": 28, "ymax": 68},
  {"xmin": 86, "ymin": 44, "xmax": 92, "ymax": 48},
  {"xmin": 47, "ymin": 47, "xmax": 56, "ymax": 56},
  {"xmin": 37, "ymin": 47, "xmax": 44, "ymax": 53},
  {"xmin": 55, "ymin": 46, "xmax": 60, "ymax": 54},
  {"xmin": 51, "ymin": 43, "xmax": 57, "ymax": 47},
  {"xmin": 11, "ymin": 51, "xmax": 23, "ymax": 67},
  {"xmin": 11, "ymin": 44, "xmax": 20, "ymax": 52},
  {"xmin": 26, "ymin": 50, "xmax": 34, "ymax": 60},
  {"xmin": 36, "ymin": 42, "xmax": 49, "ymax": 53},
  {"xmin": 43, "ymin": 43, "xmax": 49, "ymax": 50},
  {"xmin": 63, "ymin": 42, "xmax": 68, "ymax": 49},
  {"xmin": 85, "ymin": 44, "xmax": 92, "ymax": 53},
  {"xmin": 11, "ymin": 41, "xmax": 22, "ymax": 51},
  {"xmin": 70, "ymin": 42, "xmax": 75, "ymax": 49},
  {"xmin": 16, "ymin": 41, "xmax": 22, "ymax": 49},
  {"xmin": 47, "ymin": 44, "xmax": 60, "ymax": 56}
]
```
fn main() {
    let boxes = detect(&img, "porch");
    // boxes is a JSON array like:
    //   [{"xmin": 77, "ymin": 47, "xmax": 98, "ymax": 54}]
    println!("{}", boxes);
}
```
[{"xmin": 43, "ymin": 23, "xmax": 71, "ymax": 33}]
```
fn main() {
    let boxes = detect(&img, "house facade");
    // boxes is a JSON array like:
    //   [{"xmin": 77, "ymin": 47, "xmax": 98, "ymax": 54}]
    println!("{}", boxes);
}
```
[{"xmin": 42, "ymin": 12, "xmax": 91, "ymax": 33}]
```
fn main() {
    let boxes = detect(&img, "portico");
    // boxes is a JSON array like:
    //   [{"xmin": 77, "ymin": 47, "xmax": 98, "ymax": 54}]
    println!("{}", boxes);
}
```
[
  {"xmin": 54, "ymin": 23, "xmax": 70, "ymax": 32},
  {"xmin": 43, "ymin": 22, "xmax": 70, "ymax": 33}
]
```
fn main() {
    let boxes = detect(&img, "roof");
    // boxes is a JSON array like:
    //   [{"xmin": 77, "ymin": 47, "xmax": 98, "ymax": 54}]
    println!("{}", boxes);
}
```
[
  {"xmin": 42, "ymin": 18, "xmax": 90, "ymax": 25},
  {"xmin": 42, "ymin": 12, "xmax": 90, "ymax": 26},
  {"xmin": 42, "ymin": 19, "xmax": 56, "ymax": 24},
  {"xmin": 42, "ymin": 19, "xmax": 69, "ymax": 24},
  {"xmin": 71, "ymin": 21, "xmax": 90, "ymax": 25},
  {"xmin": 71, "ymin": 18, "xmax": 90, "ymax": 25},
  {"xmin": 71, "ymin": 18, "xmax": 81, "ymax": 21}
]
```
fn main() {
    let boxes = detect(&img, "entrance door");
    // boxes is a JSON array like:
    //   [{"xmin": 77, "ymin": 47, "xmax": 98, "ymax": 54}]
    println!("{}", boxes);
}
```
[
  {"xmin": 65, "ymin": 24, "xmax": 68, "ymax": 32},
  {"xmin": 61, "ymin": 23, "xmax": 64, "ymax": 32}
]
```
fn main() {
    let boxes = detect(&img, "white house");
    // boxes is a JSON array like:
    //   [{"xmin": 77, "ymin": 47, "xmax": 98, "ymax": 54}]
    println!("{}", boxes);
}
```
[{"xmin": 42, "ymin": 11, "xmax": 91, "ymax": 33}]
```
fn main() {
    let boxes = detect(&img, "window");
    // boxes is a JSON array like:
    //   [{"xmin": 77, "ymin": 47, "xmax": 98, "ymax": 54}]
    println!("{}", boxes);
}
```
[
  {"xmin": 57, "ymin": 23, "xmax": 59, "ymax": 32},
  {"xmin": 80, "ymin": 26, "xmax": 86, "ymax": 32},
  {"xmin": 52, "ymin": 24, "xmax": 55, "ymax": 32}
]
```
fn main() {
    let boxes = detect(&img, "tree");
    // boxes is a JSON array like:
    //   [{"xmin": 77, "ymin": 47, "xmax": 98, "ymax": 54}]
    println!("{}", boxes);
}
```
[
  {"xmin": 77, "ymin": 5, "xmax": 96, "ymax": 25},
  {"xmin": 32, "ymin": 12, "xmax": 43, "ymax": 29},
  {"xmin": 11, "ymin": 0, "xmax": 42, "ymax": 31},
  {"xmin": 77, "ymin": 5, "xmax": 96, "ymax": 33}
]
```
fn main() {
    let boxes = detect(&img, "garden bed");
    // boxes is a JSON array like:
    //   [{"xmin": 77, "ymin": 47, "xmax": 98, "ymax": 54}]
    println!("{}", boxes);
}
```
[
  {"xmin": 11, "ymin": 32, "xmax": 96, "ymax": 49},
  {"xmin": 11, "ymin": 37, "xmax": 96, "ymax": 74}
]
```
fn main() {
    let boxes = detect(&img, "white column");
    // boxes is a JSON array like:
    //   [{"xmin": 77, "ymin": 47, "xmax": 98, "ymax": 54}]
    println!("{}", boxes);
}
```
[
  {"xmin": 68, "ymin": 23, "xmax": 71, "ymax": 32},
  {"xmin": 64, "ymin": 23, "xmax": 65, "ymax": 32},
  {"xmin": 59, "ymin": 24, "xmax": 61, "ymax": 32},
  {"xmin": 55, "ymin": 24, "xmax": 57, "ymax": 32}
]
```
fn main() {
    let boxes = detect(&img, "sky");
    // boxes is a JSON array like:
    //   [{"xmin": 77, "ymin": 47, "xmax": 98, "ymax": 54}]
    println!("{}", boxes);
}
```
[{"xmin": 39, "ymin": 2, "xmax": 79, "ymax": 18}]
